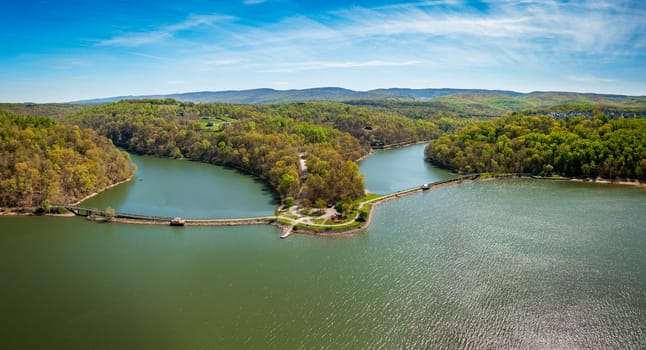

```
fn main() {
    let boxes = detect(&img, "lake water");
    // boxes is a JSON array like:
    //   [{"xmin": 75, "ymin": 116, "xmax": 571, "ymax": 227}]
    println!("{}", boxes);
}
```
[
  {"xmin": 81, "ymin": 154, "xmax": 277, "ymax": 218},
  {"xmin": 1, "ymin": 146, "xmax": 645, "ymax": 349},
  {"xmin": 359, "ymin": 143, "xmax": 454, "ymax": 193}
]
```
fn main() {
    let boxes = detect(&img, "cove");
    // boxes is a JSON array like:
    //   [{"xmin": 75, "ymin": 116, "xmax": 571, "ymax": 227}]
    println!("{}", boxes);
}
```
[
  {"xmin": 80, "ymin": 153, "xmax": 277, "ymax": 218},
  {"xmin": 359, "ymin": 143, "xmax": 454, "ymax": 193}
]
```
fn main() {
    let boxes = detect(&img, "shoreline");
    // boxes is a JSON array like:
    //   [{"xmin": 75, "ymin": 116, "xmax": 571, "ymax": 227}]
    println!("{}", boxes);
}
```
[
  {"xmin": 0, "ymin": 175, "xmax": 135, "ymax": 216},
  {"xmin": 286, "ymin": 176, "xmax": 479, "ymax": 237},
  {"xmin": 278, "ymin": 174, "xmax": 646, "ymax": 237},
  {"xmin": 70, "ymin": 174, "xmax": 135, "ymax": 206},
  {"xmin": 568, "ymin": 177, "xmax": 646, "ymax": 188},
  {"xmin": 355, "ymin": 140, "xmax": 429, "ymax": 163},
  {"xmin": 2, "ymin": 173, "xmax": 644, "ymax": 235},
  {"xmin": 494, "ymin": 174, "xmax": 646, "ymax": 189}
]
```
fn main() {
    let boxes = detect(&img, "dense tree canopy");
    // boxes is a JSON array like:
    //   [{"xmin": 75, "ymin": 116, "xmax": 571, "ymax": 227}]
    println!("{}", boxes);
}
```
[
  {"xmin": 71, "ymin": 100, "xmax": 435, "ymax": 204},
  {"xmin": 0, "ymin": 110, "xmax": 135, "ymax": 207},
  {"xmin": 261, "ymin": 102, "xmax": 441, "ymax": 147},
  {"xmin": 425, "ymin": 113, "xmax": 646, "ymax": 180}
]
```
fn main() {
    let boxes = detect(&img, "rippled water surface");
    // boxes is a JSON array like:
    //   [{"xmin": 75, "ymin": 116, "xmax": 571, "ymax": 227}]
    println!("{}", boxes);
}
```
[
  {"xmin": 1, "ymin": 149, "xmax": 645, "ymax": 349},
  {"xmin": 358, "ymin": 180, "xmax": 646, "ymax": 349}
]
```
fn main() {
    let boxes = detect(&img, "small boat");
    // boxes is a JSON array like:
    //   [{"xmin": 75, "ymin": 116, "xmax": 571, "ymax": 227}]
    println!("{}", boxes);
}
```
[
  {"xmin": 169, "ymin": 217, "xmax": 185, "ymax": 226},
  {"xmin": 421, "ymin": 184, "xmax": 430, "ymax": 190}
]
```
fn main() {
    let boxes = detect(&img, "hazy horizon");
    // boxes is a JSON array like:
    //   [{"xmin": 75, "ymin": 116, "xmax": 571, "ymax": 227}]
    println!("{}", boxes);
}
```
[{"xmin": 61, "ymin": 86, "xmax": 641, "ymax": 105}]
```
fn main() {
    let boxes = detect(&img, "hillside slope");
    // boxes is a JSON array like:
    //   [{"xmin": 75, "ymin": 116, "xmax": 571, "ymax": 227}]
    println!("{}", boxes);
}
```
[{"xmin": 0, "ymin": 110, "xmax": 135, "ymax": 208}]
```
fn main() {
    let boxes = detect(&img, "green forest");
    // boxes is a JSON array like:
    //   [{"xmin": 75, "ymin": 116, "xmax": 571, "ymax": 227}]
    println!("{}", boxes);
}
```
[
  {"xmin": 68, "ymin": 100, "xmax": 441, "ymax": 205},
  {"xmin": 425, "ymin": 113, "xmax": 646, "ymax": 180},
  {"xmin": 1, "ymin": 92, "xmax": 645, "ymax": 211},
  {"xmin": 0, "ymin": 110, "xmax": 135, "ymax": 208}
]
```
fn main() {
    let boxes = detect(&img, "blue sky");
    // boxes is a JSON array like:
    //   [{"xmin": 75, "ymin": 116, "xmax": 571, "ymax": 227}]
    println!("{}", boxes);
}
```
[{"xmin": 1, "ymin": 0, "xmax": 644, "ymax": 102}]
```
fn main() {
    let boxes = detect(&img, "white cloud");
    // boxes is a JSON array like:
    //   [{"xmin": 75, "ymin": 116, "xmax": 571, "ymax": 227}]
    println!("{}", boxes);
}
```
[
  {"xmin": 130, "ymin": 52, "xmax": 166, "ymax": 60},
  {"xmin": 98, "ymin": 15, "xmax": 233, "ymax": 47},
  {"xmin": 260, "ymin": 60, "xmax": 421, "ymax": 73},
  {"xmin": 374, "ymin": 0, "xmax": 460, "ymax": 10},
  {"xmin": 235, "ymin": 16, "xmax": 340, "ymax": 47},
  {"xmin": 167, "ymin": 15, "xmax": 226, "ymax": 31},
  {"xmin": 99, "ymin": 32, "xmax": 170, "ymax": 47},
  {"xmin": 568, "ymin": 75, "xmax": 618, "ymax": 84},
  {"xmin": 205, "ymin": 59, "xmax": 242, "ymax": 65},
  {"xmin": 243, "ymin": 0, "xmax": 266, "ymax": 4},
  {"xmin": 54, "ymin": 58, "xmax": 90, "ymax": 70}
]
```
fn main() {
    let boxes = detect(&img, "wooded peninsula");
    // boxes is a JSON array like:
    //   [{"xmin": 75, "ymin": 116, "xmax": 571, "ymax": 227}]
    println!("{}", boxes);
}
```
[{"xmin": 1, "ymin": 91, "xmax": 645, "ymax": 212}]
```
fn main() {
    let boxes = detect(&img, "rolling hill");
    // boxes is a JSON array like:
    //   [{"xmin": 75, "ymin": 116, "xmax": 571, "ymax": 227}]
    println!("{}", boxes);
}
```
[{"xmin": 71, "ymin": 87, "xmax": 521, "ymax": 104}]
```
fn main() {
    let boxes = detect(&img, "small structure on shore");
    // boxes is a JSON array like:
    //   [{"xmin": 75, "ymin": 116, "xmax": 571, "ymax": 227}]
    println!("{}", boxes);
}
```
[
  {"xmin": 170, "ymin": 217, "xmax": 185, "ymax": 226},
  {"xmin": 421, "ymin": 183, "xmax": 430, "ymax": 190},
  {"xmin": 280, "ymin": 226, "xmax": 293, "ymax": 239}
]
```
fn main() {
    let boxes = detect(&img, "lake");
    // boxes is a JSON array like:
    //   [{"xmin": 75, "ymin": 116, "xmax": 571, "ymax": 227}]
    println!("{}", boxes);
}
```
[
  {"xmin": 359, "ymin": 143, "xmax": 454, "ymax": 193},
  {"xmin": 1, "ymin": 145, "xmax": 645, "ymax": 349},
  {"xmin": 80, "ymin": 154, "xmax": 277, "ymax": 218}
]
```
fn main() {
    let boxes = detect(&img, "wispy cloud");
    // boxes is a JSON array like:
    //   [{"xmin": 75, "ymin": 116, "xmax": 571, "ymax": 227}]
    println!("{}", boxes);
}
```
[
  {"xmin": 234, "ymin": 16, "xmax": 340, "ymax": 47},
  {"xmin": 204, "ymin": 59, "xmax": 242, "ymax": 65},
  {"xmin": 200, "ymin": 0, "xmax": 642, "ymax": 73},
  {"xmin": 243, "ymin": 0, "xmax": 266, "ymax": 4},
  {"xmin": 568, "ymin": 75, "xmax": 618, "ymax": 84},
  {"xmin": 330, "ymin": 1, "xmax": 646, "ymax": 54},
  {"xmin": 99, "ymin": 32, "xmax": 170, "ymax": 47},
  {"xmin": 130, "ymin": 52, "xmax": 167, "ymax": 60},
  {"xmin": 98, "ymin": 15, "xmax": 233, "ymax": 47},
  {"xmin": 54, "ymin": 58, "xmax": 91, "ymax": 70},
  {"xmin": 260, "ymin": 60, "xmax": 421, "ymax": 73},
  {"xmin": 374, "ymin": 0, "xmax": 461, "ymax": 11},
  {"xmin": 95, "ymin": 1, "xmax": 645, "ymax": 69}
]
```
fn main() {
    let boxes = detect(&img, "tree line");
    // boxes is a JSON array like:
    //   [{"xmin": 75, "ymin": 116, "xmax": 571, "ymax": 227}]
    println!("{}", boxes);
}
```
[{"xmin": 425, "ymin": 113, "xmax": 646, "ymax": 180}]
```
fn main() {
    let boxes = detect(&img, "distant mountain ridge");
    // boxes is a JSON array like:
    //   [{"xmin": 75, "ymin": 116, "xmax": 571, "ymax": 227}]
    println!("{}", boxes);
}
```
[
  {"xmin": 71, "ymin": 87, "xmax": 526, "ymax": 104},
  {"xmin": 69, "ymin": 87, "xmax": 643, "ymax": 107}
]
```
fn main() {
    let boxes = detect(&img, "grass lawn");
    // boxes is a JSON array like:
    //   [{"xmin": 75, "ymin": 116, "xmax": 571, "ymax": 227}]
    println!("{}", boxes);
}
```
[{"xmin": 199, "ymin": 116, "xmax": 236, "ymax": 131}]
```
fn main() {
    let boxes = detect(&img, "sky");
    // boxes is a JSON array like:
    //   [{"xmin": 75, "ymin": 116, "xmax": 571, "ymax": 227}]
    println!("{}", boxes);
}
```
[{"xmin": 1, "ymin": 0, "xmax": 644, "ymax": 102}]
